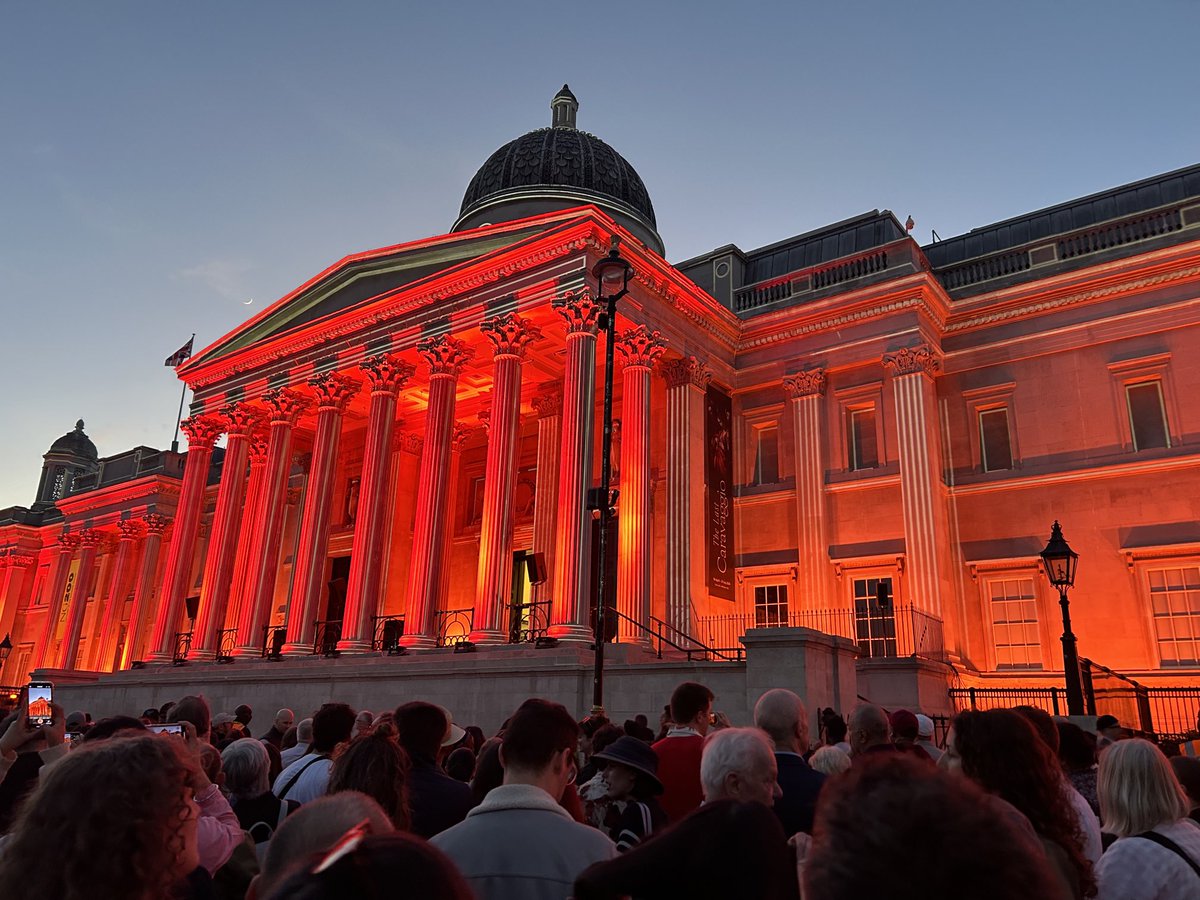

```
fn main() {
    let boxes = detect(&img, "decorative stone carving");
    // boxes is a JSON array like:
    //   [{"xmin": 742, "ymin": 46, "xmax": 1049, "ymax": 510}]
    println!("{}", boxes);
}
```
[
  {"xmin": 451, "ymin": 423, "xmax": 474, "ymax": 451},
  {"xmin": 882, "ymin": 345, "xmax": 941, "ymax": 378},
  {"xmin": 481, "ymin": 313, "xmax": 541, "ymax": 359},
  {"xmin": 659, "ymin": 356, "xmax": 712, "ymax": 390},
  {"xmin": 180, "ymin": 415, "xmax": 224, "ymax": 449},
  {"xmin": 616, "ymin": 326, "xmax": 666, "ymax": 369},
  {"xmin": 418, "ymin": 336, "xmax": 474, "ymax": 376},
  {"xmin": 262, "ymin": 388, "xmax": 309, "ymax": 425},
  {"xmin": 56, "ymin": 532, "xmax": 81, "ymax": 553},
  {"xmin": 142, "ymin": 514, "xmax": 170, "ymax": 536},
  {"xmin": 782, "ymin": 369, "xmax": 827, "ymax": 398},
  {"xmin": 532, "ymin": 391, "xmax": 563, "ymax": 419},
  {"xmin": 78, "ymin": 529, "xmax": 104, "ymax": 550},
  {"xmin": 359, "ymin": 355, "xmax": 416, "ymax": 394},
  {"xmin": 309, "ymin": 371, "xmax": 361, "ymax": 412},
  {"xmin": 247, "ymin": 429, "xmax": 271, "ymax": 462},
  {"xmin": 117, "ymin": 519, "xmax": 145, "ymax": 541},
  {"xmin": 398, "ymin": 432, "xmax": 424, "ymax": 455},
  {"xmin": 219, "ymin": 403, "xmax": 262, "ymax": 436},
  {"xmin": 552, "ymin": 289, "xmax": 603, "ymax": 334}
]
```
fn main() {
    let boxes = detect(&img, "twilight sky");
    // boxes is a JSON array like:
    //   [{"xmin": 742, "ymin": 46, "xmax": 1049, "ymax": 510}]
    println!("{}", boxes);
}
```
[{"xmin": 2, "ymin": 1, "xmax": 1197, "ymax": 508}]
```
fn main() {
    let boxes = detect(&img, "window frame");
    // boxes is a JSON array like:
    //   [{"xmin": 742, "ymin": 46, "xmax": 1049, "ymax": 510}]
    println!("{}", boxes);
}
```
[
  {"xmin": 832, "ymin": 381, "xmax": 886, "ymax": 476},
  {"xmin": 1107, "ymin": 354, "xmax": 1178, "ymax": 455},
  {"xmin": 984, "ymin": 574, "xmax": 1045, "ymax": 671},
  {"xmin": 962, "ymin": 382, "xmax": 1019, "ymax": 474},
  {"xmin": 1125, "ymin": 381, "xmax": 1170, "ymax": 452},
  {"xmin": 752, "ymin": 583, "xmax": 790, "ymax": 628},
  {"xmin": 751, "ymin": 423, "xmax": 781, "ymax": 486}
]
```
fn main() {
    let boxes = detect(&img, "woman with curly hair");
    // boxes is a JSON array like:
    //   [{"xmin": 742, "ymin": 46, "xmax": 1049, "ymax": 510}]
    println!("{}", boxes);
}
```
[
  {"xmin": 326, "ymin": 730, "xmax": 412, "ymax": 830},
  {"xmin": 0, "ymin": 732, "xmax": 206, "ymax": 900},
  {"xmin": 946, "ymin": 709, "xmax": 1096, "ymax": 899}
]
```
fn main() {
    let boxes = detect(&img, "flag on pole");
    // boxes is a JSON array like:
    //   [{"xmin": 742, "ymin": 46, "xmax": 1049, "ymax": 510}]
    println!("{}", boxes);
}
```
[{"xmin": 164, "ymin": 337, "xmax": 194, "ymax": 368}]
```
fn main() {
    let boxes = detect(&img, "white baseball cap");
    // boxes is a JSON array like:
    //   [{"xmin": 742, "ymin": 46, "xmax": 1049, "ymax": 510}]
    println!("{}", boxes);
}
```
[{"xmin": 915, "ymin": 714, "xmax": 935, "ymax": 738}]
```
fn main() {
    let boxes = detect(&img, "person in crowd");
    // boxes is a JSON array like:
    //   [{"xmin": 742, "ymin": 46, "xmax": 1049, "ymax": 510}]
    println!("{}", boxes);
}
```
[
  {"xmin": 65, "ymin": 709, "xmax": 91, "ymax": 736},
  {"xmin": 262, "ymin": 832, "xmax": 474, "ymax": 900},
  {"xmin": 274, "ymin": 702, "xmax": 356, "ymax": 804},
  {"xmin": 261, "ymin": 709, "xmax": 294, "ymax": 750},
  {"xmin": 1094, "ymin": 738, "xmax": 1200, "ymax": 899},
  {"xmin": 823, "ymin": 711, "xmax": 850, "ymax": 754},
  {"xmin": 223, "ymin": 737, "xmax": 298, "ymax": 864},
  {"xmin": 327, "ymin": 730, "xmax": 412, "ymax": 830},
  {"xmin": 1170, "ymin": 756, "xmax": 1200, "ymax": 825},
  {"xmin": 200, "ymin": 743, "xmax": 225, "ymax": 791},
  {"xmin": 0, "ymin": 733, "xmax": 209, "ymax": 900},
  {"xmin": 472, "ymin": 736, "xmax": 504, "ymax": 805},
  {"xmin": 655, "ymin": 704, "xmax": 671, "ymax": 741},
  {"xmin": 947, "ymin": 709, "xmax": 1096, "ymax": 899},
  {"xmin": 1095, "ymin": 715, "xmax": 1122, "ymax": 749},
  {"xmin": 809, "ymin": 744, "xmax": 851, "ymax": 777},
  {"xmin": 211, "ymin": 713, "xmax": 242, "ymax": 748},
  {"xmin": 915, "ymin": 713, "xmax": 943, "ymax": 762},
  {"xmin": 754, "ymin": 688, "xmax": 825, "ymax": 836},
  {"xmin": 652, "ymin": 681, "xmax": 714, "ymax": 822},
  {"xmin": 803, "ymin": 754, "xmax": 1064, "ymax": 900},
  {"xmin": 250, "ymin": 791, "xmax": 394, "ymax": 900},
  {"xmin": 81, "ymin": 714, "xmax": 147, "ymax": 743},
  {"xmin": 445, "ymin": 746, "xmax": 476, "ymax": 783},
  {"xmin": 889, "ymin": 709, "xmax": 933, "ymax": 761},
  {"xmin": 280, "ymin": 717, "xmax": 313, "ymax": 767},
  {"xmin": 262, "ymin": 740, "xmax": 284, "ymax": 787},
  {"xmin": 700, "ymin": 726, "xmax": 782, "ymax": 806},
  {"xmin": 354, "ymin": 709, "xmax": 374, "ymax": 737},
  {"xmin": 464, "ymin": 724, "xmax": 485, "ymax": 753},
  {"xmin": 432, "ymin": 699, "xmax": 616, "ymax": 900},
  {"xmin": 236, "ymin": 704, "xmax": 254, "ymax": 737},
  {"xmin": 140, "ymin": 707, "xmax": 161, "ymax": 724},
  {"xmin": 848, "ymin": 703, "xmax": 896, "ymax": 760},
  {"xmin": 578, "ymin": 722, "xmax": 623, "ymax": 786},
  {"xmin": 623, "ymin": 715, "xmax": 655, "ymax": 743},
  {"xmin": 170, "ymin": 695, "xmax": 214, "ymax": 743},
  {"xmin": 394, "ymin": 701, "xmax": 474, "ymax": 838},
  {"xmin": 587, "ymin": 734, "xmax": 667, "ymax": 850},
  {"xmin": 1058, "ymin": 720, "xmax": 1100, "ymax": 816},
  {"xmin": 0, "ymin": 700, "xmax": 69, "ymax": 832}
]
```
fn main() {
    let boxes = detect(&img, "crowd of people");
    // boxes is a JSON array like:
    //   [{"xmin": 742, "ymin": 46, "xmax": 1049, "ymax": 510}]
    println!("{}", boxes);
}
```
[{"xmin": 0, "ymin": 680, "xmax": 1197, "ymax": 899}]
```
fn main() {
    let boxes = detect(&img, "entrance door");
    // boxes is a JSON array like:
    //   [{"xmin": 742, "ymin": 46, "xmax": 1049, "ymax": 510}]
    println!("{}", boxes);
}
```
[{"xmin": 321, "ymin": 557, "xmax": 351, "ymax": 651}]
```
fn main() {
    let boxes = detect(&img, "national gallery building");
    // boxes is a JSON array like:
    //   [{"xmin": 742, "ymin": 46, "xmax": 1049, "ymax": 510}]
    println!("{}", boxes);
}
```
[{"xmin": 3, "ymin": 88, "xmax": 1199, "ymax": 726}]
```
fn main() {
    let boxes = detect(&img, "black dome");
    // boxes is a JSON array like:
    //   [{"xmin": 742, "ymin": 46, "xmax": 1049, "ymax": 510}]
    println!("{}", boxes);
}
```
[{"xmin": 48, "ymin": 420, "xmax": 98, "ymax": 461}]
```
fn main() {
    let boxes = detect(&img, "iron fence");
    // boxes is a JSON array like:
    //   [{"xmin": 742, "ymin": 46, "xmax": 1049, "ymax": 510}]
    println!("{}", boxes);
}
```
[
  {"xmin": 1145, "ymin": 687, "xmax": 1200, "ymax": 743},
  {"xmin": 436, "ymin": 608, "xmax": 473, "ymax": 647},
  {"xmin": 261, "ymin": 625, "xmax": 286, "ymax": 660},
  {"xmin": 313, "ymin": 620, "xmax": 341, "ymax": 657},
  {"xmin": 508, "ymin": 600, "xmax": 551, "ymax": 643},
  {"xmin": 172, "ymin": 631, "xmax": 192, "ymax": 664},
  {"xmin": 949, "ymin": 686, "xmax": 1065, "ymax": 716},
  {"xmin": 372, "ymin": 615, "xmax": 405, "ymax": 654},
  {"xmin": 216, "ymin": 628, "xmax": 238, "ymax": 662}
]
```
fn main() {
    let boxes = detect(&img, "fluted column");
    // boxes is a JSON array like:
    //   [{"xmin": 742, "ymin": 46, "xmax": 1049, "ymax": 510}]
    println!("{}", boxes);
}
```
[
  {"xmin": 549, "ymin": 289, "xmax": 602, "ymax": 641},
  {"xmin": 401, "ymin": 336, "xmax": 474, "ymax": 649},
  {"xmin": 433, "ymin": 423, "xmax": 472, "ymax": 617},
  {"xmin": 616, "ymin": 327, "xmax": 665, "ymax": 643},
  {"xmin": 224, "ymin": 431, "xmax": 269, "ymax": 634},
  {"xmin": 189, "ymin": 405, "xmax": 260, "ymax": 660},
  {"xmin": 471, "ymin": 314, "xmax": 540, "ymax": 643},
  {"xmin": 283, "ymin": 372, "xmax": 360, "ymax": 655},
  {"xmin": 337, "ymin": 357, "xmax": 414, "ymax": 652},
  {"xmin": 530, "ymin": 390, "xmax": 562, "ymax": 610},
  {"xmin": 94, "ymin": 520, "xmax": 144, "ymax": 670},
  {"xmin": 0, "ymin": 554, "xmax": 35, "ymax": 681},
  {"xmin": 661, "ymin": 356, "xmax": 712, "ymax": 641},
  {"xmin": 146, "ymin": 415, "xmax": 223, "ymax": 662},
  {"xmin": 120, "ymin": 514, "xmax": 169, "ymax": 669},
  {"xmin": 883, "ymin": 345, "xmax": 950, "ymax": 618},
  {"xmin": 233, "ymin": 391, "xmax": 307, "ymax": 656},
  {"xmin": 783, "ymin": 369, "xmax": 832, "ymax": 610},
  {"xmin": 57, "ymin": 530, "xmax": 103, "ymax": 669},
  {"xmin": 34, "ymin": 534, "xmax": 79, "ymax": 668}
]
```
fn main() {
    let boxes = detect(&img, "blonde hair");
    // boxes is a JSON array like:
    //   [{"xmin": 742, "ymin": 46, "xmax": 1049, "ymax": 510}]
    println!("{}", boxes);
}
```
[
  {"xmin": 810, "ymin": 744, "xmax": 852, "ymax": 777},
  {"xmin": 1097, "ymin": 738, "xmax": 1189, "ymax": 836}
]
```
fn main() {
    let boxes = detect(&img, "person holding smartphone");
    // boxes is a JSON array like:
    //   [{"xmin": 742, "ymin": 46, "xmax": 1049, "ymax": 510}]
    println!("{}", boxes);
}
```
[{"xmin": 0, "ymin": 688, "xmax": 68, "ymax": 832}]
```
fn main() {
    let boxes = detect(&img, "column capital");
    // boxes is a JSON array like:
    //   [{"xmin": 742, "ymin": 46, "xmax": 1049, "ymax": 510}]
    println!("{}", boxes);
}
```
[
  {"xmin": 397, "ymin": 432, "xmax": 424, "ymax": 455},
  {"xmin": 219, "ymin": 403, "xmax": 263, "ymax": 436},
  {"xmin": 116, "ymin": 519, "xmax": 146, "ymax": 541},
  {"xmin": 477, "ymin": 407, "xmax": 491, "ymax": 434},
  {"xmin": 552, "ymin": 289, "xmax": 603, "ymax": 334},
  {"xmin": 56, "ymin": 532, "xmax": 81, "ymax": 553},
  {"xmin": 359, "ymin": 354, "xmax": 415, "ymax": 394},
  {"xmin": 481, "ymin": 313, "xmax": 541, "ymax": 359},
  {"xmin": 180, "ymin": 415, "xmax": 224, "ymax": 449},
  {"xmin": 78, "ymin": 529, "xmax": 104, "ymax": 551},
  {"xmin": 6, "ymin": 554, "xmax": 35, "ymax": 569},
  {"xmin": 616, "ymin": 326, "xmax": 666, "ymax": 368},
  {"xmin": 532, "ymin": 390, "xmax": 563, "ymax": 419},
  {"xmin": 247, "ymin": 429, "xmax": 271, "ymax": 462},
  {"xmin": 310, "ymin": 371, "xmax": 362, "ymax": 411},
  {"xmin": 783, "ymin": 368, "xmax": 827, "ymax": 398},
  {"xmin": 418, "ymin": 335, "xmax": 474, "ymax": 377},
  {"xmin": 142, "ymin": 513, "xmax": 171, "ymax": 537},
  {"xmin": 659, "ymin": 356, "xmax": 712, "ymax": 390},
  {"xmin": 882, "ymin": 345, "xmax": 941, "ymax": 378},
  {"xmin": 451, "ymin": 422, "xmax": 474, "ymax": 452},
  {"xmin": 262, "ymin": 388, "xmax": 310, "ymax": 425}
]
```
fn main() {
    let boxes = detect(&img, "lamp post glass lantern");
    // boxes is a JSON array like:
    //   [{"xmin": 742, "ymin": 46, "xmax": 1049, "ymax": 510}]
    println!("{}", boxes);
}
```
[
  {"xmin": 589, "ymin": 238, "xmax": 633, "ymax": 715},
  {"xmin": 1040, "ymin": 521, "xmax": 1085, "ymax": 716},
  {"xmin": 0, "ymin": 633, "xmax": 11, "ymax": 665}
]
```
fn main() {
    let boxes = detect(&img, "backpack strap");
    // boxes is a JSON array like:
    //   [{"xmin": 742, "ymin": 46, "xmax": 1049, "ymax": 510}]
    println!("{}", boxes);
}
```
[
  {"xmin": 277, "ymin": 754, "xmax": 330, "ymax": 800},
  {"xmin": 1134, "ymin": 831, "xmax": 1200, "ymax": 880}
]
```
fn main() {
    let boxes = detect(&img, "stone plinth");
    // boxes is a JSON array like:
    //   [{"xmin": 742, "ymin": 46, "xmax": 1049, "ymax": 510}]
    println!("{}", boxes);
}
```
[
  {"xmin": 741, "ymin": 627, "xmax": 858, "ymax": 715},
  {"xmin": 855, "ymin": 656, "xmax": 955, "ymax": 715}
]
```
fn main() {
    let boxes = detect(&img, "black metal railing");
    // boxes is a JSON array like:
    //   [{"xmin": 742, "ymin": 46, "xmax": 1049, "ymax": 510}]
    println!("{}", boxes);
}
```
[
  {"xmin": 435, "ymin": 608, "xmax": 473, "ymax": 647},
  {"xmin": 508, "ymin": 600, "xmax": 551, "ymax": 643},
  {"xmin": 372, "ymin": 615, "xmax": 405, "ymax": 654},
  {"xmin": 216, "ymin": 628, "xmax": 238, "ymax": 662},
  {"xmin": 949, "ymin": 686, "xmax": 1065, "ymax": 716},
  {"xmin": 1081, "ymin": 658, "xmax": 1154, "ymax": 734},
  {"xmin": 172, "ymin": 631, "xmax": 192, "ymax": 664},
  {"xmin": 313, "ymin": 620, "xmax": 342, "ymax": 657},
  {"xmin": 608, "ymin": 608, "xmax": 744, "ymax": 662},
  {"xmin": 261, "ymin": 625, "xmax": 286, "ymax": 660},
  {"xmin": 696, "ymin": 605, "xmax": 945, "ymax": 662},
  {"xmin": 1144, "ymin": 687, "xmax": 1200, "ymax": 744}
]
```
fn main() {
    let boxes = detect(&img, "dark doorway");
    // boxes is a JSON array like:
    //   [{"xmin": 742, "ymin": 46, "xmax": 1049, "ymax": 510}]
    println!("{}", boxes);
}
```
[
  {"xmin": 588, "ymin": 516, "xmax": 619, "ymax": 643},
  {"xmin": 325, "ymin": 557, "xmax": 351, "ymax": 622}
]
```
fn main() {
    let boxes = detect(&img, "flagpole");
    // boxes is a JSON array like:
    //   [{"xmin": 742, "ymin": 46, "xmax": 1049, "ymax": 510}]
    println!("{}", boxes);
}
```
[{"xmin": 169, "ymin": 333, "xmax": 195, "ymax": 454}]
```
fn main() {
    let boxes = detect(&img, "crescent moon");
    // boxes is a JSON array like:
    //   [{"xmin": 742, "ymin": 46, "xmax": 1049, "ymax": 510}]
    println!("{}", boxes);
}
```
[{"xmin": 242, "ymin": 298, "xmax": 254, "ymax": 305}]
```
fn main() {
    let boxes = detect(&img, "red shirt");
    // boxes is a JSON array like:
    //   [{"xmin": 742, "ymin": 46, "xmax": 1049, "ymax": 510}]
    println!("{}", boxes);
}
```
[{"xmin": 652, "ymin": 731, "xmax": 706, "ymax": 823}]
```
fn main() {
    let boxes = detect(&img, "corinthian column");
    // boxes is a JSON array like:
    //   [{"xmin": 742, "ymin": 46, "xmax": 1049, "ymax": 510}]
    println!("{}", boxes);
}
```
[
  {"xmin": 33, "ymin": 533, "xmax": 80, "ymax": 668},
  {"xmin": 401, "ymin": 336, "xmax": 474, "ymax": 649},
  {"xmin": 530, "ymin": 390, "xmax": 562, "ymax": 613},
  {"xmin": 661, "ymin": 356, "xmax": 711, "ymax": 641},
  {"xmin": 120, "ymin": 514, "xmax": 168, "ymax": 669},
  {"xmin": 338, "ymin": 357, "xmax": 414, "ymax": 653},
  {"xmin": 233, "ymin": 391, "xmax": 308, "ymax": 657},
  {"xmin": 190, "ymin": 404, "xmax": 260, "ymax": 660},
  {"xmin": 224, "ymin": 430, "xmax": 269, "ymax": 634},
  {"xmin": 548, "ymin": 289, "xmax": 602, "ymax": 641},
  {"xmin": 471, "ymin": 314, "xmax": 540, "ymax": 643},
  {"xmin": 146, "ymin": 415, "xmax": 223, "ymax": 662},
  {"xmin": 58, "ymin": 529, "xmax": 103, "ymax": 669},
  {"xmin": 94, "ymin": 519, "xmax": 144, "ymax": 670},
  {"xmin": 0, "ymin": 554, "xmax": 35, "ymax": 681},
  {"xmin": 284, "ymin": 372, "xmax": 360, "ymax": 656},
  {"xmin": 616, "ymin": 327, "xmax": 665, "ymax": 643},
  {"xmin": 882, "ymin": 345, "xmax": 950, "ymax": 618},
  {"xmin": 783, "ymin": 369, "xmax": 832, "ymax": 610}
]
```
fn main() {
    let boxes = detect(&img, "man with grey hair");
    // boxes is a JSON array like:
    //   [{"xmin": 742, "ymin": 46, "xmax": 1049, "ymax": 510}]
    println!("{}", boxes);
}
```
[
  {"xmin": 848, "ymin": 702, "xmax": 896, "ymax": 761},
  {"xmin": 279, "ymin": 717, "xmax": 313, "ymax": 767},
  {"xmin": 222, "ymin": 737, "xmax": 298, "ymax": 862},
  {"xmin": 754, "ymin": 688, "xmax": 826, "ymax": 835},
  {"xmin": 699, "ymin": 726, "xmax": 782, "ymax": 807}
]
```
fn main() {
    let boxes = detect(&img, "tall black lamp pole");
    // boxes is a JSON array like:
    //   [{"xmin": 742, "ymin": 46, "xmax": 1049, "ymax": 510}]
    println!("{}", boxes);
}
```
[
  {"xmin": 588, "ymin": 238, "xmax": 634, "ymax": 715},
  {"xmin": 1040, "ymin": 520, "xmax": 1085, "ymax": 716}
]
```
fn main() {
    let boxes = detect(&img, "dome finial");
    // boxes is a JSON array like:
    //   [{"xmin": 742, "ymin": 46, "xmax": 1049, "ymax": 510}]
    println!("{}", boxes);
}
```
[
  {"xmin": 75, "ymin": 419, "xmax": 85, "ymax": 432},
  {"xmin": 551, "ymin": 84, "xmax": 578, "ymax": 129}
]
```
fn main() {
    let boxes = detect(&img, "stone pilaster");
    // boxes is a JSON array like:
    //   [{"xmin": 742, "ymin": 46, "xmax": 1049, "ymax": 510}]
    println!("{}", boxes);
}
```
[
  {"xmin": 530, "ymin": 389, "xmax": 562, "ymax": 611},
  {"xmin": 783, "ymin": 369, "xmax": 832, "ymax": 610},
  {"xmin": 120, "ymin": 514, "xmax": 169, "ymax": 668}
]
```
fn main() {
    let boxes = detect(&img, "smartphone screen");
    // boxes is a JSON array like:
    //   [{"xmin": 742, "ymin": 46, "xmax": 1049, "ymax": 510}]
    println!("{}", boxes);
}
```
[
  {"xmin": 27, "ymin": 682, "xmax": 53, "ymax": 728},
  {"xmin": 147, "ymin": 723, "xmax": 184, "ymax": 736}
]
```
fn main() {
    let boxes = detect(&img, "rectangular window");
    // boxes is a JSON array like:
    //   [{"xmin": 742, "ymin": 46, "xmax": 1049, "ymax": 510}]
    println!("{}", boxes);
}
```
[
  {"xmin": 752, "ymin": 426, "xmax": 780, "ymax": 485},
  {"xmin": 988, "ymin": 578, "xmax": 1043, "ymax": 669},
  {"xmin": 979, "ymin": 408, "xmax": 1013, "ymax": 472},
  {"xmin": 1148, "ymin": 566, "xmax": 1200, "ymax": 666},
  {"xmin": 847, "ymin": 408, "xmax": 879, "ymax": 471},
  {"xmin": 1126, "ymin": 382, "xmax": 1169, "ymax": 451},
  {"xmin": 754, "ymin": 584, "xmax": 789, "ymax": 628},
  {"xmin": 852, "ymin": 577, "xmax": 896, "ymax": 657}
]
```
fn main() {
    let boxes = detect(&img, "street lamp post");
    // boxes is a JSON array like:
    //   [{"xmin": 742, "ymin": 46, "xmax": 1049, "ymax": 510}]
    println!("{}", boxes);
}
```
[
  {"xmin": 588, "ymin": 238, "xmax": 634, "ymax": 715},
  {"xmin": 0, "ymin": 633, "xmax": 11, "ymax": 666},
  {"xmin": 1040, "ymin": 520, "xmax": 1085, "ymax": 716}
]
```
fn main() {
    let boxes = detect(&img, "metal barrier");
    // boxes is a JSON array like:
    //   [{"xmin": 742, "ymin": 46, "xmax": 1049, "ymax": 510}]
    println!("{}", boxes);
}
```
[
  {"xmin": 261, "ymin": 625, "xmax": 286, "ymax": 660},
  {"xmin": 372, "ymin": 616, "xmax": 405, "ymax": 654},
  {"xmin": 172, "ymin": 631, "xmax": 193, "ymax": 664},
  {"xmin": 216, "ymin": 628, "xmax": 238, "ymax": 662},
  {"xmin": 1144, "ymin": 688, "xmax": 1200, "ymax": 743},
  {"xmin": 948, "ymin": 686, "xmax": 1065, "ymax": 716},
  {"xmin": 313, "ymin": 620, "xmax": 341, "ymax": 657},
  {"xmin": 509, "ymin": 600, "xmax": 551, "ymax": 643},
  {"xmin": 436, "ymin": 608, "xmax": 473, "ymax": 647}
]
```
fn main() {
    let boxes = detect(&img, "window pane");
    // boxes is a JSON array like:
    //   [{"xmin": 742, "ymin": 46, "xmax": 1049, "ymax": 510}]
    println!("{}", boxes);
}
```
[
  {"xmin": 848, "ymin": 409, "xmax": 878, "ymax": 470},
  {"xmin": 1127, "ymin": 382, "xmax": 1168, "ymax": 451},
  {"xmin": 988, "ymin": 577, "xmax": 1042, "ymax": 669},
  {"xmin": 754, "ymin": 426, "xmax": 779, "ymax": 485},
  {"xmin": 979, "ymin": 408, "xmax": 1013, "ymax": 471}
]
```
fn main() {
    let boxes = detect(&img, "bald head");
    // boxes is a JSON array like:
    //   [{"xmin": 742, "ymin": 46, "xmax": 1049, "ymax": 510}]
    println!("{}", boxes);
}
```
[
  {"xmin": 273, "ymin": 708, "xmax": 295, "ymax": 732},
  {"xmin": 849, "ymin": 703, "xmax": 890, "ymax": 755},
  {"xmin": 753, "ymin": 689, "xmax": 809, "ymax": 753}
]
